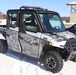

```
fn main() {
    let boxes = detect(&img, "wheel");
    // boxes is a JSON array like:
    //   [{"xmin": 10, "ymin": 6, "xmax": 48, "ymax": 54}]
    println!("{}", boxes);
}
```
[
  {"xmin": 0, "ymin": 40, "xmax": 7, "ymax": 53},
  {"xmin": 44, "ymin": 51, "xmax": 63, "ymax": 73}
]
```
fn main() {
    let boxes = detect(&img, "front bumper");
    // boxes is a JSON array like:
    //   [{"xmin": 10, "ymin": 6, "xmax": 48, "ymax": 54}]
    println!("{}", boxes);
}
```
[
  {"xmin": 65, "ymin": 38, "xmax": 76, "ymax": 60},
  {"xmin": 65, "ymin": 38, "xmax": 76, "ymax": 52}
]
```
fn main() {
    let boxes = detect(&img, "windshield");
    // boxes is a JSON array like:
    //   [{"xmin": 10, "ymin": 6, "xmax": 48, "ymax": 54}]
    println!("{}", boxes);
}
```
[{"xmin": 39, "ymin": 13, "xmax": 65, "ymax": 32}]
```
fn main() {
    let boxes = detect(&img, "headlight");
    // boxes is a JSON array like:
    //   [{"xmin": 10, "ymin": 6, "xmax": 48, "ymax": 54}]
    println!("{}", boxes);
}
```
[{"xmin": 49, "ymin": 42, "xmax": 52, "ymax": 46}]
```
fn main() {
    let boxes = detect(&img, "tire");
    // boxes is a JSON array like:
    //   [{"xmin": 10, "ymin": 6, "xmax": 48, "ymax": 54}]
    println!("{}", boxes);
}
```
[
  {"xmin": 0, "ymin": 40, "xmax": 7, "ymax": 53},
  {"xmin": 44, "ymin": 51, "xmax": 63, "ymax": 73}
]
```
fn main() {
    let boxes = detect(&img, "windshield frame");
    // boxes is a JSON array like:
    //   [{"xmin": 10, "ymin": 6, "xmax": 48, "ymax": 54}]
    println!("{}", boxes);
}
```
[{"xmin": 38, "ymin": 12, "xmax": 65, "ymax": 33}]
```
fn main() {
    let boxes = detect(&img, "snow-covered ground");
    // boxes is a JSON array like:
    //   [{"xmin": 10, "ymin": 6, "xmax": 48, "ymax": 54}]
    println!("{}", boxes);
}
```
[
  {"xmin": 0, "ymin": 50, "xmax": 76, "ymax": 75},
  {"xmin": 0, "ymin": 19, "xmax": 6, "ymax": 25}
]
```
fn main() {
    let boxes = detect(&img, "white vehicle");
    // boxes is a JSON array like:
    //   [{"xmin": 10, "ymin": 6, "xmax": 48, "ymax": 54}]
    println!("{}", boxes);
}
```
[{"xmin": 0, "ymin": 6, "xmax": 76, "ymax": 73}]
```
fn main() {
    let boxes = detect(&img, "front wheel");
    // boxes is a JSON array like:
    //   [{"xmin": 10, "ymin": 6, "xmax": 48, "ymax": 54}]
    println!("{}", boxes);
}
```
[{"xmin": 44, "ymin": 51, "xmax": 63, "ymax": 73}]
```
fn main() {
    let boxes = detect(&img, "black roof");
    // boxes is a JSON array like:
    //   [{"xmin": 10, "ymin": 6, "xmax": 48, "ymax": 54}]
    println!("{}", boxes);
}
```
[{"xmin": 7, "ymin": 6, "xmax": 59, "ymax": 15}]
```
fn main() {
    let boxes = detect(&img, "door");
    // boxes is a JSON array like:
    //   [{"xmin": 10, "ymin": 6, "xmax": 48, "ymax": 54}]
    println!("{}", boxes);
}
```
[
  {"xmin": 19, "ymin": 11, "xmax": 41, "ymax": 58},
  {"xmin": 6, "ymin": 11, "xmax": 21, "ymax": 52}
]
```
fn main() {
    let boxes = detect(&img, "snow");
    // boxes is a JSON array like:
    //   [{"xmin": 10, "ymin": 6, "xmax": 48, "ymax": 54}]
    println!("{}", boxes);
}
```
[
  {"xmin": 67, "ymin": 2, "xmax": 76, "ymax": 5},
  {"xmin": 0, "ymin": 50, "xmax": 76, "ymax": 75},
  {"xmin": 0, "ymin": 19, "xmax": 6, "ymax": 25}
]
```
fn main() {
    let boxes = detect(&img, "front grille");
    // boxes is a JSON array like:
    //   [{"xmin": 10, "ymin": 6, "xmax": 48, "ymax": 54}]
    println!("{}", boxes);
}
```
[{"xmin": 65, "ymin": 38, "xmax": 76, "ymax": 52}]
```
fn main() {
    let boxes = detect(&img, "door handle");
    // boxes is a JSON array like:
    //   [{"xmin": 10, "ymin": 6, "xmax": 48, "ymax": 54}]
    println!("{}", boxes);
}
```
[
  {"xmin": 7, "ymin": 34, "xmax": 10, "ymax": 36},
  {"xmin": 33, "ymin": 42, "xmax": 38, "ymax": 45},
  {"xmin": 19, "ymin": 35, "xmax": 23, "ymax": 39}
]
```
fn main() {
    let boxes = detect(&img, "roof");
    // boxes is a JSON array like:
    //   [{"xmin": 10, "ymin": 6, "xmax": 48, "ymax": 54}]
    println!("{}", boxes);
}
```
[
  {"xmin": 7, "ymin": 6, "xmax": 59, "ymax": 15},
  {"xmin": 67, "ymin": 2, "xmax": 76, "ymax": 5}
]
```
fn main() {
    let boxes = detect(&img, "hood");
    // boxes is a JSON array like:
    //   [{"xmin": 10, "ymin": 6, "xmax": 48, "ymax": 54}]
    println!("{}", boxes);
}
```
[{"xmin": 56, "ymin": 31, "xmax": 76, "ymax": 39}]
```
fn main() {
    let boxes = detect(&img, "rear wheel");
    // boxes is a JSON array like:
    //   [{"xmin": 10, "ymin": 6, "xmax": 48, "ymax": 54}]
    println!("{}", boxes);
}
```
[
  {"xmin": 44, "ymin": 51, "xmax": 63, "ymax": 73},
  {"xmin": 0, "ymin": 40, "xmax": 7, "ymax": 53}
]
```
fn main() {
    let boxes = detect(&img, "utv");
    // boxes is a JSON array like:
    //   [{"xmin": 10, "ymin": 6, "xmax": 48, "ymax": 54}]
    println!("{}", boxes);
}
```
[{"xmin": 1, "ymin": 6, "xmax": 76, "ymax": 73}]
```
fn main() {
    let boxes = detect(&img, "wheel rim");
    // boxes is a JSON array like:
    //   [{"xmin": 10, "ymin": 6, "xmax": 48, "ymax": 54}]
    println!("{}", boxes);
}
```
[{"xmin": 46, "ymin": 57, "xmax": 56, "ymax": 69}]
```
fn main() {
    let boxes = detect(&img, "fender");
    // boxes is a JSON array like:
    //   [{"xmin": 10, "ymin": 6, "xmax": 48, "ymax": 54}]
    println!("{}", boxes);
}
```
[{"xmin": 0, "ymin": 33, "xmax": 5, "ymax": 40}]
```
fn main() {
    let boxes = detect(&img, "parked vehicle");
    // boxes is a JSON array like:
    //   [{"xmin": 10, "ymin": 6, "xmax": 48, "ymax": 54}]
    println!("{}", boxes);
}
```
[
  {"xmin": 0, "ymin": 6, "xmax": 76, "ymax": 73},
  {"xmin": 66, "ymin": 24, "xmax": 76, "ymax": 34}
]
